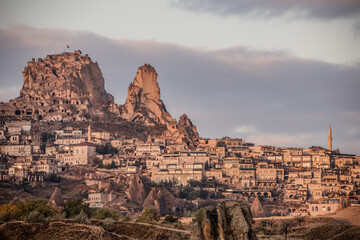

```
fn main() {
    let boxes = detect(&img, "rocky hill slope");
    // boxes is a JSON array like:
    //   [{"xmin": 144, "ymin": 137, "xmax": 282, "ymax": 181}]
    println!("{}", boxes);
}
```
[
  {"xmin": 120, "ymin": 64, "xmax": 173, "ymax": 125},
  {"xmin": 1, "ymin": 51, "xmax": 115, "ymax": 122},
  {"xmin": 0, "ymin": 51, "xmax": 199, "ymax": 145}
]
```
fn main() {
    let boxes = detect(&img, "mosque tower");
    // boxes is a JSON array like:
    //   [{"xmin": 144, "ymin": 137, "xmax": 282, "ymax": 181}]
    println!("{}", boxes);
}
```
[
  {"xmin": 88, "ymin": 123, "xmax": 92, "ymax": 142},
  {"xmin": 328, "ymin": 124, "xmax": 332, "ymax": 151}
]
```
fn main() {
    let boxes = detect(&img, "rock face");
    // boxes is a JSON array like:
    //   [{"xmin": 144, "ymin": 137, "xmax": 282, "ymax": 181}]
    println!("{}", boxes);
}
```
[
  {"xmin": 143, "ymin": 187, "xmax": 188, "ymax": 215},
  {"xmin": 50, "ymin": 187, "xmax": 64, "ymax": 208},
  {"xmin": 125, "ymin": 174, "xmax": 148, "ymax": 206},
  {"xmin": 0, "ymin": 51, "xmax": 200, "ymax": 146},
  {"xmin": 250, "ymin": 197, "xmax": 266, "ymax": 218},
  {"xmin": 191, "ymin": 201, "xmax": 257, "ymax": 240},
  {"xmin": 0, "ymin": 51, "xmax": 115, "ymax": 121},
  {"xmin": 120, "ymin": 64, "xmax": 174, "ymax": 125}
]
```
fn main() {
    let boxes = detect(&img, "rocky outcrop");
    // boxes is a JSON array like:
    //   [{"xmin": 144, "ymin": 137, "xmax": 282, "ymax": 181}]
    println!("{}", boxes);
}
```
[
  {"xmin": 143, "ymin": 187, "xmax": 188, "ymax": 215},
  {"xmin": 179, "ymin": 114, "xmax": 199, "ymax": 139},
  {"xmin": 250, "ymin": 197, "xmax": 265, "ymax": 218},
  {"xmin": 125, "ymin": 174, "xmax": 148, "ymax": 206},
  {"xmin": 191, "ymin": 201, "xmax": 257, "ymax": 240},
  {"xmin": 0, "ymin": 52, "xmax": 200, "ymax": 146},
  {"xmin": 50, "ymin": 187, "xmax": 64, "ymax": 208},
  {"xmin": 0, "ymin": 51, "xmax": 116, "ymax": 121},
  {"xmin": 120, "ymin": 64, "xmax": 174, "ymax": 125}
]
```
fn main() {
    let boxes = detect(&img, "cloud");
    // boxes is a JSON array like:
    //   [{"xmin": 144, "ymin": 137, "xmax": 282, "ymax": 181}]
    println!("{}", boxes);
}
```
[
  {"xmin": 170, "ymin": 0, "xmax": 360, "ymax": 20},
  {"xmin": 235, "ymin": 125, "xmax": 258, "ymax": 135},
  {"xmin": 353, "ymin": 20, "xmax": 360, "ymax": 37},
  {"xmin": 0, "ymin": 25, "xmax": 359, "ymax": 154}
]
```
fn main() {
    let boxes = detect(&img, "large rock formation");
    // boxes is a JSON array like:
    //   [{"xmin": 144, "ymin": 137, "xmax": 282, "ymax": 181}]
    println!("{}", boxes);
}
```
[
  {"xmin": 120, "ymin": 64, "xmax": 174, "ymax": 125},
  {"xmin": 50, "ymin": 187, "xmax": 64, "ymax": 208},
  {"xmin": 143, "ymin": 187, "xmax": 188, "ymax": 215},
  {"xmin": 0, "ymin": 51, "xmax": 116, "ymax": 121},
  {"xmin": 192, "ymin": 201, "xmax": 257, "ymax": 240},
  {"xmin": 125, "ymin": 174, "xmax": 148, "ymax": 206},
  {"xmin": 250, "ymin": 197, "xmax": 266, "ymax": 218},
  {"xmin": 0, "ymin": 51, "xmax": 200, "ymax": 146}
]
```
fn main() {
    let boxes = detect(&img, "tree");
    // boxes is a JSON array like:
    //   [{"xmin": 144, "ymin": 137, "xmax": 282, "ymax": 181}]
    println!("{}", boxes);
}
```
[
  {"xmin": 105, "ymin": 161, "xmax": 117, "ymax": 169},
  {"xmin": 266, "ymin": 218, "xmax": 276, "ymax": 229},
  {"xmin": 162, "ymin": 214, "xmax": 178, "ymax": 224},
  {"xmin": 24, "ymin": 210, "xmax": 44, "ymax": 223},
  {"xmin": 63, "ymin": 199, "xmax": 93, "ymax": 218},
  {"xmin": 256, "ymin": 220, "xmax": 268, "ymax": 235},
  {"xmin": 0, "ymin": 199, "xmax": 55, "ymax": 221},
  {"xmin": 280, "ymin": 220, "xmax": 295, "ymax": 240},
  {"xmin": 97, "ymin": 161, "xmax": 104, "ymax": 168},
  {"xmin": 216, "ymin": 141, "xmax": 226, "ymax": 148},
  {"xmin": 40, "ymin": 143, "xmax": 46, "ymax": 153},
  {"xmin": 93, "ymin": 208, "xmax": 119, "ymax": 220},
  {"xmin": 294, "ymin": 215, "xmax": 306, "ymax": 226},
  {"xmin": 47, "ymin": 173, "xmax": 61, "ymax": 183},
  {"xmin": 136, "ymin": 207, "xmax": 160, "ymax": 222},
  {"xmin": 41, "ymin": 132, "xmax": 55, "ymax": 143},
  {"xmin": 96, "ymin": 144, "xmax": 118, "ymax": 154},
  {"xmin": 103, "ymin": 218, "xmax": 116, "ymax": 231},
  {"xmin": 72, "ymin": 210, "xmax": 90, "ymax": 224}
]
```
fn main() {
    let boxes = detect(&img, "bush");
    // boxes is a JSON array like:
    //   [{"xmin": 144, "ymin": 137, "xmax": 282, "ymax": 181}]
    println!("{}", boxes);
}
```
[
  {"xmin": 103, "ymin": 218, "xmax": 116, "ymax": 231},
  {"xmin": 63, "ymin": 199, "xmax": 93, "ymax": 219},
  {"xmin": 0, "ymin": 199, "xmax": 55, "ymax": 221},
  {"xmin": 47, "ymin": 173, "xmax": 61, "ymax": 183},
  {"xmin": 0, "ymin": 212, "xmax": 12, "ymax": 222},
  {"xmin": 178, "ymin": 185, "xmax": 209, "ymax": 200},
  {"xmin": 50, "ymin": 212, "xmax": 66, "ymax": 220},
  {"xmin": 136, "ymin": 207, "xmax": 160, "ymax": 223},
  {"xmin": 24, "ymin": 210, "xmax": 44, "ymax": 223},
  {"xmin": 162, "ymin": 215, "xmax": 178, "ymax": 224},
  {"xmin": 216, "ymin": 141, "xmax": 226, "ymax": 147},
  {"xmin": 93, "ymin": 208, "xmax": 119, "ymax": 220},
  {"xmin": 72, "ymin": 210, "xmax": 90, "ymax": 224},
  {"xmin": 192, "ymin": 206, "xmax": 217, "ymax": 224},
  {"xmin": 96, "ymin": 144, "xmax": 118, "ymax": 155}
]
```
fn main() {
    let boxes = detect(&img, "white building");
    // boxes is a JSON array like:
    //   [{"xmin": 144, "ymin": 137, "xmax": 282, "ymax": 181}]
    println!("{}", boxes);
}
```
[
  {"xmin": 2, "ymin": 145, "xmax": 33, "ymax": 156},
  {"xmin": 72, "ymin": 142, "xmax": 97, "ymax": 165},
  {"xmin": 135, "ymin": 144, "xmax": 161, "ymax": 156},
  {"xmin": 87, "ymin": 192, "xmax": 116, "ymax": 208}
]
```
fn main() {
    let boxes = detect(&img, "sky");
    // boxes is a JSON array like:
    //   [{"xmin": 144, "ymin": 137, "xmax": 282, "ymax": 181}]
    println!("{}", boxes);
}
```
[{"xmin": 0, "ymin": 0, "xmax": 359, "ymax": 154}]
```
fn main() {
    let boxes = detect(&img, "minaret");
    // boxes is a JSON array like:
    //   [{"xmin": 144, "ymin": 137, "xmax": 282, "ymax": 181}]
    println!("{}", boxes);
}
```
[
  {"xmin": 88, "ymin": 123, "xmax": 92, "ymax": 142},
  {"xmin": 328, "ymin": 124, "xmax": 332, "ymax": 151}
]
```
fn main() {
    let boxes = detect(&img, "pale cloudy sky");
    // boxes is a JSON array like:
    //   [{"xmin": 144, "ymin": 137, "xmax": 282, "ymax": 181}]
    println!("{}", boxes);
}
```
[{"xmin": 0, "ymin": 0, "xmax": 359, "ymax": 154}]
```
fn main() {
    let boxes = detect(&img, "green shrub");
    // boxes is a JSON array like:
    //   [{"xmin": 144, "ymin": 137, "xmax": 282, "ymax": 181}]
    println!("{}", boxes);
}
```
[
  {"xmin": 24, "ymin": 210, "xmax": 44, "ymax": 223},
  {"xmin": 63, "ymin": 199, "xmax": 93, "ymax": 218},
  {"xmin": 72, "ymin": 210, "xmax": 90, "ymax": 224},
  {"xmin": 136, "ymin": 207, "xmax": 160, "ymax": 223},
  {"xmin": 94, "ymin": 208, "xmax": 119, "ymax": 220},
  {"xmin": 103, "ymin": 218, "xmax": 116, "ymax": 231},
  {"xmin": 0, "ymin": 199, "xmax": 55, "ymax": 221},
  {"xmin": 192, "ymin": 206, "xmax": 217, "ymax": 224},
  {"xmin": 162, "ymin": 215, "xmax": 178, "ymax": 224},
  {"xmin": 50, "ymin": 212, "xmax": 66, "ymax": 220},
  {"xmin": 47, "ymin": 173, "xmax": 61, "ymax": 183}
]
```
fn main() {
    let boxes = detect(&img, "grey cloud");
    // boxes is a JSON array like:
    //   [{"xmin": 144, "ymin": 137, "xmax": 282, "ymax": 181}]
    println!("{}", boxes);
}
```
[
  {"xmin": 170, "ymin": 0, "xmax": 360, "ymax": 20},
  {"xmin": 353, "ymin": 20, "xmax": 360, "ymax": 37},
  {"xmin": 0, "ymin": 25, "xmax": 359, "ymax": 154}
]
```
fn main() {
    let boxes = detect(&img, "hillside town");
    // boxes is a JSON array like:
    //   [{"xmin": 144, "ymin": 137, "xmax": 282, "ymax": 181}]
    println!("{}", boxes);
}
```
[
  {"xmin": 1, "ymin": 117, "xmax": 359, "ymax": 218},
  {"xmin": 0, "ymin": 52, "xmax": 359, "ymax": 234}
]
